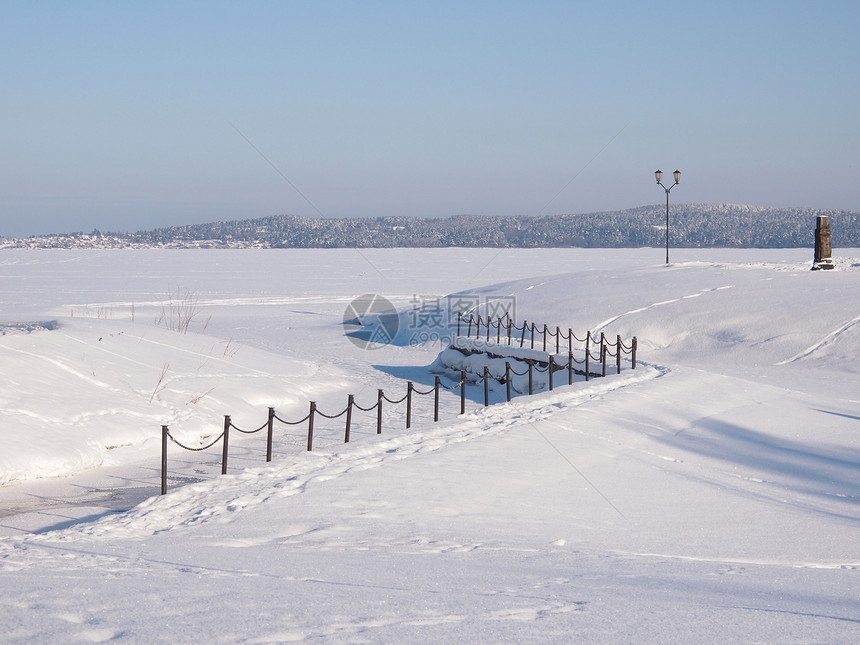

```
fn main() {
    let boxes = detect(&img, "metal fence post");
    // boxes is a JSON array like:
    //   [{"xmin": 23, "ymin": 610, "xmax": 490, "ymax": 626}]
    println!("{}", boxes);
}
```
[
  {"xmin": 616, "ymin": 334, "xmax": 622, "ymax": 374},
  {"xmin": 434, "ymin": 376, "xmax": 440, "ymax": 422},
  {"xmin": 345, "ymin": 394, "xmax": 353, "ymax": 442},
  {"xmin": 548, "ymin": 355, "xmax": 554, "ymax": 391},
  {"xmin": 377, "ymin": 389, "xmax": 384, "ymax": 434},
  {"xmin": 221, "ymin": 415, "xmax": 230, "ymax": 474},
  {"xmin": 528, "ymin": 360, "xmax": 534, "ymax": 395},
  {"xmin": 307, "ymin": 402, "xmax": 315, "ymax": 451},
  {"xmin": 585, "ymin": 343, "xmax": 591, "ymax": 381},
  {"xmin": 266, "ymin": 406, "xmax": 275, "ymax": 462},
  {"xmin": 460, "ymin": 370, "xmax": 466, "ymax": 415},
  {"xmin": 161, "ymin": 425, "xmax": 168, "ymax": 495},
  {"xmin": 505, "ymin": 361, "xmax": 512, "ymax": 402},
  {"xmin": 406, "ymin": 381, "xmax": 413, "ymax": 428},
  {"xmin": 632, "ymin": 337, "xmax": 638, "ymax": 369},
  {"xmin": 483, "ymin": 366, "xmax": 490, "ymax": 406}
]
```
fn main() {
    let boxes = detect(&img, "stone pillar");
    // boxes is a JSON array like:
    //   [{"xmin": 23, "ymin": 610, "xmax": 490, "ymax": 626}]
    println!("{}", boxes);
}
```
[{"xmin": 812, "ymin": 216, "xmax": 835, "ymax": 270}]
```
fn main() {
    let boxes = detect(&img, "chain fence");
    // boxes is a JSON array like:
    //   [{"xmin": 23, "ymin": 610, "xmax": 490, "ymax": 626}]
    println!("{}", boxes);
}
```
[{"xmin": 160, "ymin": 312, "xmax": 637, "ymax": 494}]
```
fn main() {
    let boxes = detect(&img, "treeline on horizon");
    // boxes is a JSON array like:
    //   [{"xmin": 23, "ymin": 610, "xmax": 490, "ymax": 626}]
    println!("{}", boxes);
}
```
[{"xmin": 24, "ymin": 204, "xmax": 860, "ymax": 249}]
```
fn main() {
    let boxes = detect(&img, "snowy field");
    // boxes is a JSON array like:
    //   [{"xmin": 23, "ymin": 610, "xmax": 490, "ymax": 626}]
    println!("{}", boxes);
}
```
[{"xmin": 1, "ymin": 247, "xmax": 858, "ymax": 643}]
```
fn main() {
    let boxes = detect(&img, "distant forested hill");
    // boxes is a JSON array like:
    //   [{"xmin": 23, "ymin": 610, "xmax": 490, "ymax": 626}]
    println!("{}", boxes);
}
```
[{"xmin": 6, "ymin": 204, "xmax": 860, "ymax": 249}]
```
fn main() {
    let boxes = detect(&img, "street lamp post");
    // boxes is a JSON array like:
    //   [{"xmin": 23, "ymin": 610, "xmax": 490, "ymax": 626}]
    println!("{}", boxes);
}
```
[{"xmin": 654, "ymin": 169, "xmax": 681, "ymax": 264}]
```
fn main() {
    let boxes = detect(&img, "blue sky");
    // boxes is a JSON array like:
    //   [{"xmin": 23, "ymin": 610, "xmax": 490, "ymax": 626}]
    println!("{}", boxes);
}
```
[{"xmin": 2, "ymin": 0, "xmax": 858, "ymax": 236}]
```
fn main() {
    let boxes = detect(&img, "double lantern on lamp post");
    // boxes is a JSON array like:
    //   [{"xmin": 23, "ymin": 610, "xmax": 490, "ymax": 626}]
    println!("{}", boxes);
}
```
[{"xmin": 654, "ymin": 169, "xmax": 681, "ymax": 264}]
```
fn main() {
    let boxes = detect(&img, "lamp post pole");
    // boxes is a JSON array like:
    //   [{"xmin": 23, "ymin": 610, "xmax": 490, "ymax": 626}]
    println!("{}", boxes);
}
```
[{"xmin": 654, "ymin": 169, "xmax": 681, "ymax": 264}]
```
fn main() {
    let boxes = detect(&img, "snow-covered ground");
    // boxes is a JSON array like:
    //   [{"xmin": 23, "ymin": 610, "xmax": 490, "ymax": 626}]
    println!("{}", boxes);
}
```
[{"xmin": 1, "ymin": 247, "xmax": 858, "ymax": 643}]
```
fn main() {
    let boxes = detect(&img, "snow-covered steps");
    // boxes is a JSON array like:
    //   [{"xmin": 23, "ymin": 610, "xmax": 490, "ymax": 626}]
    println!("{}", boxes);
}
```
[
  {"xmin": 451, "ymin": 336, "xmax": 555, "ymax": 366},
  {"xmin": 432, "ymin": 337, "xmax": 618, "ymax": 395}
]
